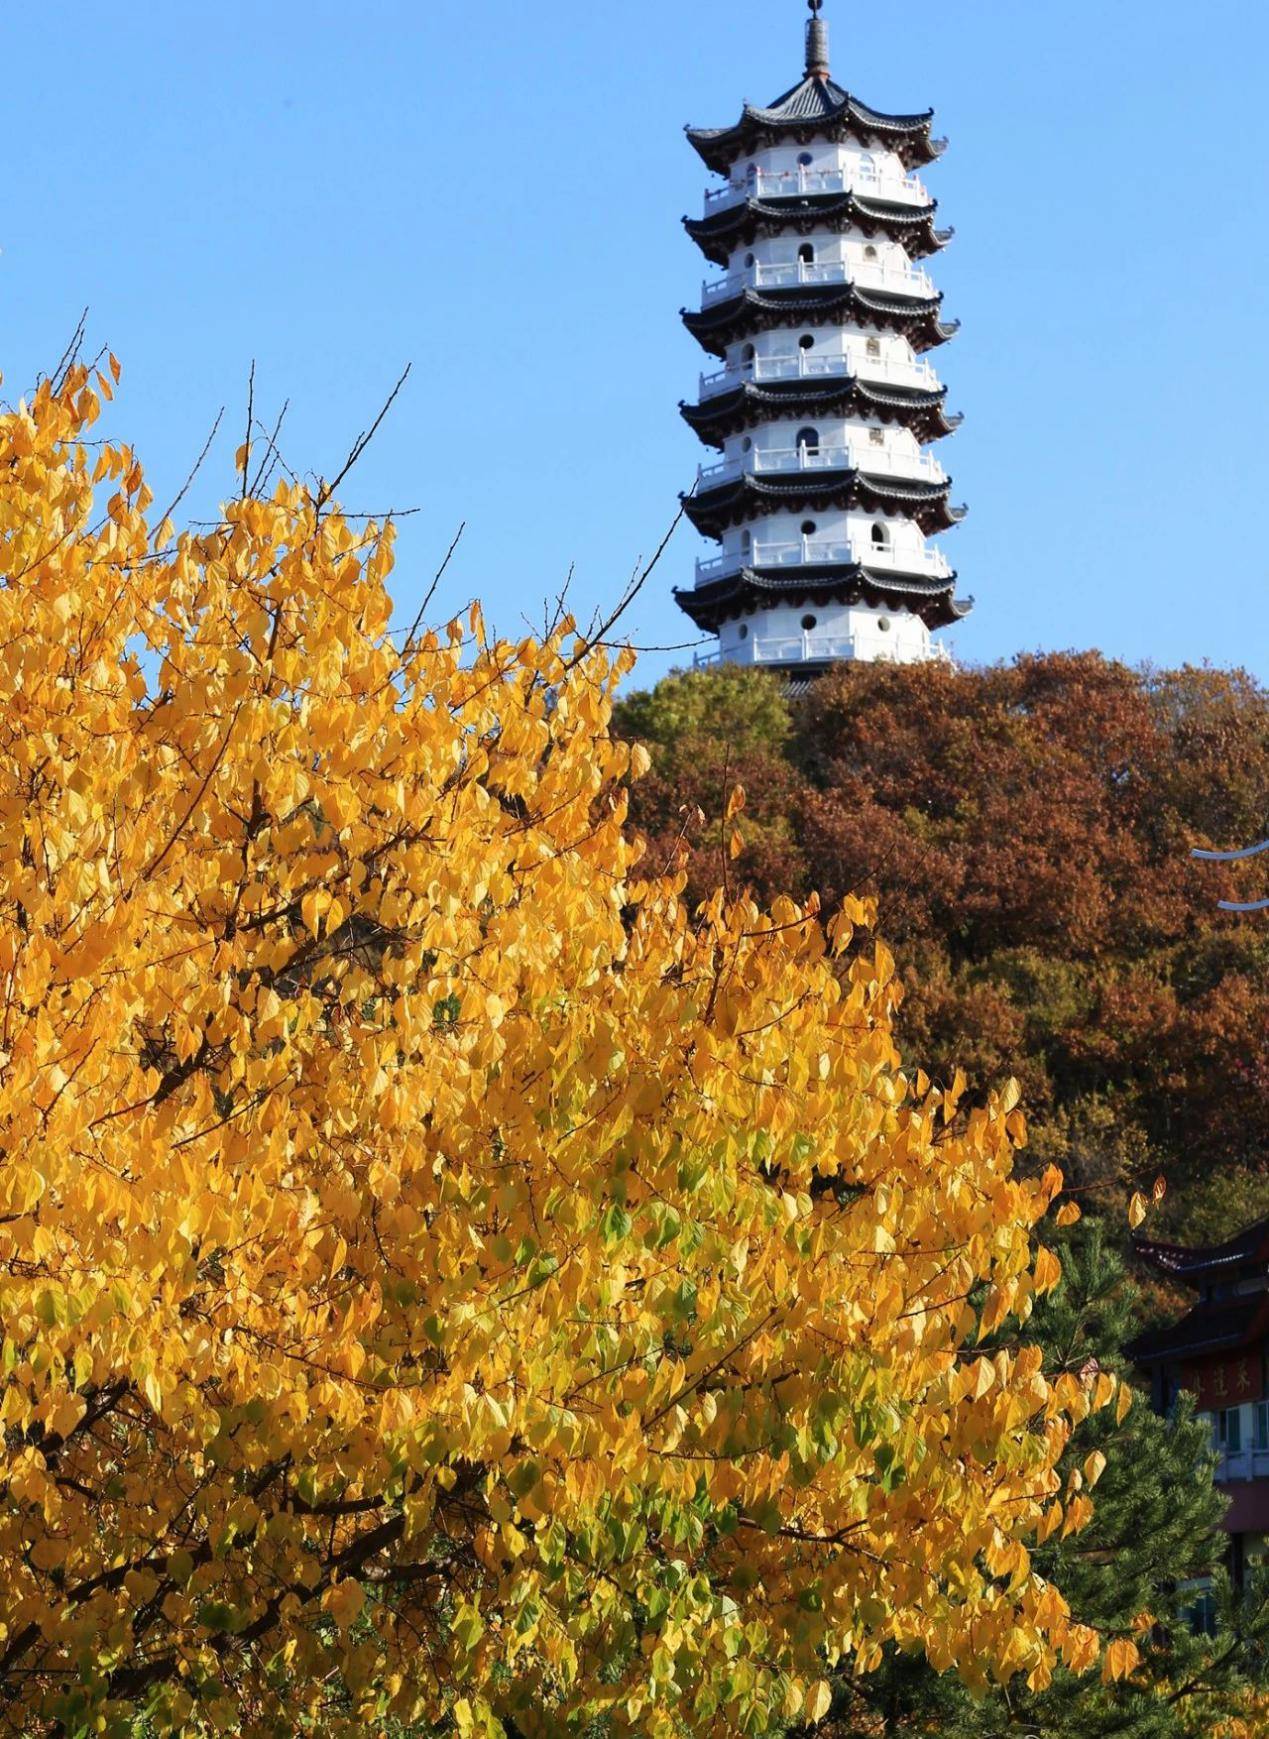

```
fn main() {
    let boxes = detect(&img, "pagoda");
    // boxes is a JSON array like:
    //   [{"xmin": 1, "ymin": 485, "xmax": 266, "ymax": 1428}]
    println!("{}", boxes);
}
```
[{"xmin": 674, "ymin": 1, "xmax": 971, "ymax": 673}]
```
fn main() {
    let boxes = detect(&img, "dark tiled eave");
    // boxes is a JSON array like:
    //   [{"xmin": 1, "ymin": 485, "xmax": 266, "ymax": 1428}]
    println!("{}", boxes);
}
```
[
  {"xmin": 1128, "ymin": 1294, "xmax": 1269, "ymax": 1364},
  {"xmin": 1136, "ymin": 1221, "xmax": 1269, "ymax": 1287},
  {"xmin": 684, "ymin": 194, "xmax": 950, "ymax": 267},
  {"xmin": 683, "ymin": 285, "xmax": 958, "ymax": 358},
  {"xmin": 687, "ymin": 76, "xmax": 944, "ymax": 174},
  {"xmin": 681, "ymin": 377, "xmax": 961, "ymax": 449},
  {"xmin": 674, "ymin": 564, "xmax": 968, "ymax": 634},
  {"xmin": 683, "ymin": 467, "xmax": 964, "ymax": 537}
]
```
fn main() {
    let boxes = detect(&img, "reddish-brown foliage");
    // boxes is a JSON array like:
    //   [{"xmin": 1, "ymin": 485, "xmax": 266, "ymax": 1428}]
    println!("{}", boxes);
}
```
[{"xmin": 616, "ymin": 654, "xmax": 1269, "ymax": 1213}]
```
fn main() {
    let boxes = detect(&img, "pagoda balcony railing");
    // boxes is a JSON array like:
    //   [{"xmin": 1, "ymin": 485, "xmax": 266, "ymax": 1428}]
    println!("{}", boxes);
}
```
[
  {"xmin": 693, "ymin": 635, "xmax": 953, "ymax": 670},
  {"xmin": 696, "ymin": 443, "xmax": 947, "ymax": 489},
  {"xmin": 695, "ymin": 534, "xmax": 952, "ymax": 585},
  {"xmin": 701, "ymin": 257, "xmax": 936, "ymax": 306},
  {"xmin": 698, "ymin": 350, "xmax": 939, "ymax": 399},
  {"xmin": 703, "ymin": 165, "xmax": 931, "ymax": 214}
]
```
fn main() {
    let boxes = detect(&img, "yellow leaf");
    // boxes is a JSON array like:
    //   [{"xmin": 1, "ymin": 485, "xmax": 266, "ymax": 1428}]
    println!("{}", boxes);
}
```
[
  {"xmin": 1102, "ymin": 1637, "xmax": 1141, "ymax": 1683},
  {"xmin": 806, "ymin": 1681, "xmax": 832, "ymax": 1724},
  {"xmin": 1128, "ymin": 1192, "xmax": 1148, "ymax": 1230}
]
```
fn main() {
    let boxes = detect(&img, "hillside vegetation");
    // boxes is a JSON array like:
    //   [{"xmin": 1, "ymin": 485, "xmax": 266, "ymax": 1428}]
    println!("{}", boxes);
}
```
[{"xmin": 616, "ymin": 655, "xmax": 1269, "ymax": 1231}]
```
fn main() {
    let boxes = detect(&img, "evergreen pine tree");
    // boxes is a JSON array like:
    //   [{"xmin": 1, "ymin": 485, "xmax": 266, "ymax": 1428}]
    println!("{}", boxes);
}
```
[{"xmin": 787, "ymin": 1220, "xmax": 1269, "ymax": 1737}]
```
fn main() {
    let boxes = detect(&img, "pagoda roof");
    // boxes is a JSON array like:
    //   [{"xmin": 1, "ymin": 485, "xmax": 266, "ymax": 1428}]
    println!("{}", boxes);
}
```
[
  {"xmin": 687, "ymin": 75, "xmax": 945, "ymax": 174},
  {"xmin": 685, "ymin": 194, "xmax": 950, "ymax": 268},
  {"xmin": 1135, "ymin": 1221, "xmax": 1269, "ymax": 1288},
  {"xmin": 675, "ymin": 564, "xmax": 968, "ymax": 634},
  {"xmin": 681, "ymin": 377, "xmax": 961, "ymax": 449},
  {"xmin": 684, "ymin": 467, "xmax": 964, "ymax": 537},
  {"xmin": 1128, "ymin": 1293, "xmax": 1269, "ymax": 1365},
  {"xmin": 683, "ymin": 284, "xmax": 958, "ymax": 358}
]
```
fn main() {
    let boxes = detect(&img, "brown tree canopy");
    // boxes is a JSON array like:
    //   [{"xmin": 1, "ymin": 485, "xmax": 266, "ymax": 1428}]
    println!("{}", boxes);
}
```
[{"xmin": 616, "ymin": 655, "xmax": 1269, "ymax": 1220}]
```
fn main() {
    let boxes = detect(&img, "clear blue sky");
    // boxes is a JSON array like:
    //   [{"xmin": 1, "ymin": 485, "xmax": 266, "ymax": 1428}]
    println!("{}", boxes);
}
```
[{"xmin": 5, "ymin": 0, "xmax": 1267, "ymax": 688}]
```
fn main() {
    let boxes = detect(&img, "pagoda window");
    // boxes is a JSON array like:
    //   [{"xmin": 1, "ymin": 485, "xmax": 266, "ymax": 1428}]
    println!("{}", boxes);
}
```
[
  {"xmin": 869, "ymin": 427, "xmax": 885, "ymax": 446},
  {"xmin": 796, "ymin": 427, "xmax": 820, "ymax": 455},
  {"xmin": 801, "ymin": 614, "xmax": 818, "ymax": 631},
  {"xmin": 738, "ymin": 623, "xmax": 749, "ymax": 640},
  {"xmin": 801, "ymin": 521, "xmax": 818, "ymax": 537},
  {"xmin": 744, "ymin": 252, "xmax": 756, "ymax": 268},
  {"xmin": 741, "ymin": 530, "xmax": 753, "ymax": 555},
  {"xmin": 798, "ymin": 243, "xmax": 816, "ymax": 264},
  {"xmin": 863, "ymin": 244, "xmax": 879, "ymax": 262},
  {"xmin": 742, "ymin": 342, "xmax": 756, "ymax": 364},
  {"xmin": 799, "ymin": 333, "xmax": 815, "ymax": 350},
  {"xmin": 871, "ymin": 522, "xmax": 889, "ymax": 548},
  {"xmin": 866, "ymin": 338, "xmax": 882, "ymax": 359},
  {"xmin": 798, "ymin": 151, "xmax": 813, "ymax": 167}
]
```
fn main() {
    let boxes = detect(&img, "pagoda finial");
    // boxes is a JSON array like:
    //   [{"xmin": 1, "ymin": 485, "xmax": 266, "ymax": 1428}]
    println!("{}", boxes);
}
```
[{"xmin": 805, "ymin": 0, "xmax": 831, "ymax": 79}]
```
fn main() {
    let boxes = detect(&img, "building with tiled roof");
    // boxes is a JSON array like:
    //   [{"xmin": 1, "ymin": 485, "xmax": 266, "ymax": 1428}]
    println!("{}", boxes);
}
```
[{"xmin": 674, "ymin": 0, "xmax": 971, "ymax": 674}]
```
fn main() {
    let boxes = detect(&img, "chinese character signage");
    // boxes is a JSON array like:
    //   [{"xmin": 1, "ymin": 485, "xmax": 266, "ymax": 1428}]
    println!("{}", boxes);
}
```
[{"xmin": 1186, "ymin": 1353, "xmax": 1265, "ymax": 1410}]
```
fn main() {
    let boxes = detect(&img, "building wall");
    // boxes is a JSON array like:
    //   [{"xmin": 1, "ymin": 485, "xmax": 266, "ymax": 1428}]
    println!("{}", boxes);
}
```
[
  {"xmin": 725, "ymin": 141, "xmax": 914, "ymax": 186},
  {"xmin": 717, "ymin": 506, "xmax": 940, "ymax": 568},
  {"xmin": 722, "ymin": 325, "xmax": 923, "ymax": 373},
  {"xmin": 725, "ymin": 230, "xmax": 915, "ymax": 278},
  {"xmin": 716, "ymin": 598, "xmax": 934, "ymax": 666},
  {"xmin": 720, "ymin": 418, "xmax": 934, "ymax": 472}
]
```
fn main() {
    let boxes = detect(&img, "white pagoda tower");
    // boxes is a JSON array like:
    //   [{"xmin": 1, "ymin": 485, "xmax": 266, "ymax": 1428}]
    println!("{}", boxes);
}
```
[{"xmin": 675, "ymin": 0, "xmax": 971, "ymax": 673}]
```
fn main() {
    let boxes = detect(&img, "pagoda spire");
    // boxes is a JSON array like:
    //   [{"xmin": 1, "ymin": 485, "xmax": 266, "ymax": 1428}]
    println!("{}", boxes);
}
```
[{"xmin": 806, "ymin": 0, "xmax": 831, "ymax": 80}]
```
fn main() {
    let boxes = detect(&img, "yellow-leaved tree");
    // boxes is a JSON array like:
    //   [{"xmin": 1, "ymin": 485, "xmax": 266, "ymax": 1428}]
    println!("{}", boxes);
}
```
[{"xmin": 0, "ymin": 366, "xmax": 1113, "ymax": 1738}]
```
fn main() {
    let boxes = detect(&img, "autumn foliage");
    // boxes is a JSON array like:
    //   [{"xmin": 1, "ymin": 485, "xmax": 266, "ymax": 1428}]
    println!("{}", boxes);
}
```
[
  {"xmin": 0, "ymin": 369, "xmax": 1118, "ymax": 1735},
  {"xmin": 617, "ymin": 660, "xmax": 1269, "ymax": 1219}
]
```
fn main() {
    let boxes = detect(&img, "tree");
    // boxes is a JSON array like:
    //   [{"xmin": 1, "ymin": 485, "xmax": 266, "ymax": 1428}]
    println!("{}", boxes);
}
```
[
  {"xmin": 0, "ymin": 367, "xmax": 1107, "ymax": 1737},
  {"xmin": 614, "ymin": 660, "xmax": 1269, "ymax": 1221},
  {"xmin": 785, "ymin": 1222, "xmax": 1269, "ymax": 1737}
]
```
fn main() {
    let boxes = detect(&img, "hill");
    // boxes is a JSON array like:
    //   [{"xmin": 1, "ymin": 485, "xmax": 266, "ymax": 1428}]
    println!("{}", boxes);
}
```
[{"xmin": 616, "ymin": 654, "xmax": 1269, "ymax": 1232}]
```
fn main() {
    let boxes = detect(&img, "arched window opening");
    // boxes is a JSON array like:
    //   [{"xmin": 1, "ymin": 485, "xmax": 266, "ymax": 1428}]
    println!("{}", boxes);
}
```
[
  {"xmin": 863, "ymin": 243, "xmax": 879, "ymax": 262},
  {"xmin": 744, "ymin": 252, "xmax": 756, "ymax": 268},
  {"xmin": 866, "ymin": 337, "xmax": 882, "ymax": 359},
  {"xmin": 742, "ymin": 342, "xmax": 756, "ymax": 363},
  {"xmin": 796, "ymin": 427, "xmax": 820, "ymax": 457},
  {"xmin": 738, "ymin": 622, "xmax": 749, "ymax": 640},
  {"xmin": 869, "ymin": 427, "xmax": 886, "ymax": 446},
  {"xmin": 741, "ymin": 529, "xmax": 753, "ymax": 554},
  {"xmin": 741, "ymin": 435, "xmax": 753, "ymax": 453},
  {"xmin": 871, "ymin": 522, "xmax": 889, "ymax": 548},
  {"xmin": 798, "ymin": 243, "xmax": 816, "ymax": 265}
]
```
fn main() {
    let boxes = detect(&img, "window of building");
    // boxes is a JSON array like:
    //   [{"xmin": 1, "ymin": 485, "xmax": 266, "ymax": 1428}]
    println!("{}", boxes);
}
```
[
  {"xmin": 866, "ymin": 337, "xmax": 882, "ymax": 359},
  {"xmin": 801, "ymin": 614, "xmax": 818, "ymax": 631},
  {"xmin": 738, "ymin": 623, "xmax": 749, "ymax": 640},
  {"xmin": 1219, "ymin": 1407, "xmax": 1243, "ymax": 1453},
  {"xmin": 798, "ymin": 151, "xmax": 813, "ymax": 167},
  {"xmin": 741, "ymin": 530, "xmax": 752, "ymax": 554},
  {"xmin": 801, "ymin": 521, "xmax": 818, "ymax": 537},
  {"xmin": 744, "ymin": 252, "xmax": 756, "ymax": 268},
  {"xmin": 879, "ymin": 617, "xmax": 892, "ymax": 633},
  {"xmin": 863, "ymin": 244, "xmax": 879, "ymax": 261},
  {"xmin": 871, "ymin": 522, "xmax": 889, "ymax": 547},
  {"xmin": 742, "ymin": 342, "xmax": 756, "ymax": 363},
  {"xmin": 796, "ymin": 427, "xmax": 820, "ymax": 454},
  {"xmin": 741, "ymin": 435, "xmax": 753, "ymax": 452},
  {"xmin": 869, "ymin": 427, "xmax": 885, "ymax": 446},
  {"xmin": 798, "ymin": 243, "xmax": 816, "ymax": 264},
  {"xmin": 1255, "ymin": 1402, "xmax": 1269, "ymax": 1451},
  {"xmin": 799, "ymin": 333, "xmax": 815, "ymax": 351}
]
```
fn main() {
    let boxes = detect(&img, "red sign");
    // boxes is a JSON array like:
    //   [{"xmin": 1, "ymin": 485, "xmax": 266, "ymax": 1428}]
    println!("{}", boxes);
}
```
[{"xmin": 1185, "ymin": 1353, "xmax": 1265, "ymax": 1410}]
